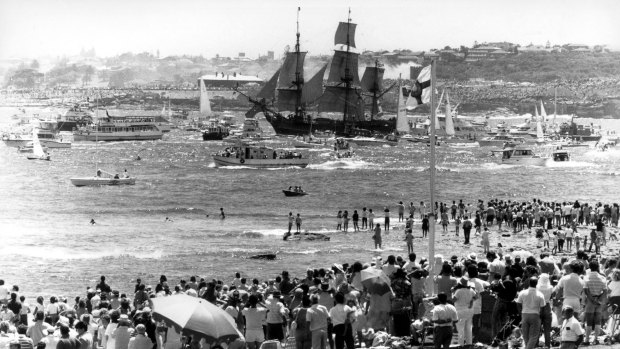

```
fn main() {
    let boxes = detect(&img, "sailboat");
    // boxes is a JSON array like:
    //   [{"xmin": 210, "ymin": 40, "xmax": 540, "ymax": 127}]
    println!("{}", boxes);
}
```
[
  {"xmin": 238, "ymin": 9, "xmax": 394, "ymax": 136},
  {"xmin": 25, "ymin": 128, "xmax": 51, "ymax": 161},
  {"xmin": 70, "ymin": 92, "xmax": 136, "ymax": 186}
]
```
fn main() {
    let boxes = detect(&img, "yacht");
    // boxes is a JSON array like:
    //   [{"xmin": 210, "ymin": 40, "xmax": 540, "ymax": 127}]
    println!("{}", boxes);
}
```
[{"xmin": 498, "ymin": 145, "xmax": 547, "ymax": 166}]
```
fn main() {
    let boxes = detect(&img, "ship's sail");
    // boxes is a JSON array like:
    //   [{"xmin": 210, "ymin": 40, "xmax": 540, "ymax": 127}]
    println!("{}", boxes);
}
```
[
  {"xmin": 319, "ymin": 86, "xmax": 362, "ymax": 116},
  {"xmin": 334, "ymin": 22, "xmax": 357, "ymax": 48},
  {"xmin": 32, "ymin": 128, "xmax": 45, "ymax": 157},
  {"xmin": 327, "ymin": 50, "xmax": 361, "ymax": 86},
  {"xmin": 361, "ymin": 64, "xmax": 385, "ymax": 117},
  {"xmin": 395, "ymin": 79, "xmax": 409, "ymax": 133},
  {"xmin": 276, "ymin": 52, "xmax": 307, "ymax": 111},
  {"xmin": 540, "ymin": 100, "xmax": 547, "ymax": 123},
  {"xmin": 257, "ymin": 69, "xmax": 280, "ymax": 100},
  {"xmin": 445, "ymin": 93, "xmax": 455, "ymax": 136},
  {"xmin": 302, "ymin": 64, "xmax": 327, "ymax": 104},
  {"xmin": 536, "ymin": 120, "xmax": 544, "ymax": 141},
  {"xmin": 361, "ymin": 66, "xmax": 384, "ymax": 93}
]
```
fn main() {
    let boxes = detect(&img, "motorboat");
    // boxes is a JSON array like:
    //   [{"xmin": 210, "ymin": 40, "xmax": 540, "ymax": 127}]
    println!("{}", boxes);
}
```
[
  {"xmin": 292, "ymin": 136, "xmax": 326, "ymax": 148},
  {"xmin": 497, "ymin": 145, "xmax": 547, "ymax": 166},
  {"xmin": 345, "ymin": 134, "xmax": 398, "ymax": 147},
  {"xmin": 478, "ymin": 134, "xmax": 526, "ymax": 147},
  {"xmin": 283, "ymin": 188, "xmax": 309, "ymax": 196},
  {"xmin": 212, "ymin": 142, "xmax": 309, "ymax": 168},
  {"xmin": 201, "ymin": 120, "xmax": 229, "ymax": 141},
  {"xmin": 552, "ymin": 149, "xmax": 570, "ymax": 162},
  {"xmin": 70, "ymin": 169, "xmax": 136, "ymax": 187},
  {"xmin": 223, "ymin": 118, "xmax": 271, "ymax": 143},
  {"xmin": 333, "ymin": 138, "xmax": 350, "ymax": 150}
]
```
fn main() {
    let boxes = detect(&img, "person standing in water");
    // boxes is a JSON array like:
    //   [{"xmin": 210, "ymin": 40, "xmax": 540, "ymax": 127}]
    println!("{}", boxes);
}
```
[
  {"xmin": 220, "ymin": 208, "xmax": 225, "ymax": 219},
  {"xmin": 372, "ymin": 223, "xmax": 382, "ymax": 249},
  {"xmin": 384, "ymin": 207, "xmax": 390, "ymax": 231}
]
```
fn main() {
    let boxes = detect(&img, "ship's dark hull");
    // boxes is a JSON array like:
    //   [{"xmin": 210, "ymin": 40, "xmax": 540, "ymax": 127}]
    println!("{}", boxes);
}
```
[
  {"xmin": 202, "ymin": 131, "xmax": 228, "ymax": 141},
  {"xmin": 264, "ymin": 114, "xmax": 396, "ymax": 136}
]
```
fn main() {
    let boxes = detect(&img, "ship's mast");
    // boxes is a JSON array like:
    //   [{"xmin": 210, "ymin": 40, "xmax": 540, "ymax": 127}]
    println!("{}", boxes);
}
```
[
  {"xmin": 370, "ymin": 59, "xmax": 379, "ymax": 121},
  {"xmin": 294, "ymin": 7, "xmax": 304, "ymax": 120},
  {"xmin": 343, "ymin": 8, "xmax": 353, "ymax": 134}
]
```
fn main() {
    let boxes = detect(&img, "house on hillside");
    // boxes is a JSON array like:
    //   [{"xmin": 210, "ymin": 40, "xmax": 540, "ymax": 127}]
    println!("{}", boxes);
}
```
[
  {"xmin": 564, "ymin": 44, "xmax": 590, "ymax": 52},
  {"xmin": 465, "ymin": 46, "xmax": 502, "ymax": 62}
]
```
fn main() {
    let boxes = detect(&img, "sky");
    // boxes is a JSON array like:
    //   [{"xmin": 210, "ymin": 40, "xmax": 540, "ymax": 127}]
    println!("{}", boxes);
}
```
[{"xmin": 1, "ymin": 0, "xmax": 619, "ymax": 60}]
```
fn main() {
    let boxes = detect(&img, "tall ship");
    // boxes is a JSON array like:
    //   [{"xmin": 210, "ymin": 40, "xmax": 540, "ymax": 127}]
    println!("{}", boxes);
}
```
[
  {"xmin": 73, "ymin": 112, "xmax": 164, "ymax": 141},
  {"xmin": 239, "ymin": 10, "xmax": 394, "ymax": 136}
]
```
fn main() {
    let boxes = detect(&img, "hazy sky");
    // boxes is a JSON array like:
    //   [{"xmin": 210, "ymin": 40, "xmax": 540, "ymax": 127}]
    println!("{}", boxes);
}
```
[{"xmin": 1, "ymin": 0, "xmax": 619, "ymax": 60}]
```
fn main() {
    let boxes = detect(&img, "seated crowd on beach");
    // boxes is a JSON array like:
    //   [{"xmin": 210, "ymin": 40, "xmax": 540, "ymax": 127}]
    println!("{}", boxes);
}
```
[{"xmin": 2, "ymin": 238, "xmax": 620, "ymax": 349}]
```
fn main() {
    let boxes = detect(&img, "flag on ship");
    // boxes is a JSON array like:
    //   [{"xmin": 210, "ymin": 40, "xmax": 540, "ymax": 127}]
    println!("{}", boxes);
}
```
[{"xmin": 406, "ymin": 65, "xmax": 431, "ymax": 108}]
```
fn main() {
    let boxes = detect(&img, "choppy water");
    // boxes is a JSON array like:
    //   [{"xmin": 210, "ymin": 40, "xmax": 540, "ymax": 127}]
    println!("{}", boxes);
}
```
[{"xmin": 1, "ymin": 107, "xmax": 620, "ymax": 299}]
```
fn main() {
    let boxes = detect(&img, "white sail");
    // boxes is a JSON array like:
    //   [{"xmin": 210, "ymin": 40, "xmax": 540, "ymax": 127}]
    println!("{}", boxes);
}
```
[
  {"xmin": 396, "ymin": 78, "xmax": 409, "ymax": 132},
  {"xmin": 434, "ymin": 89, "xmax": 444, "ymax": 130},
  {"xmin": 540, "ymin": 100, "xmax": 547, "ymax": 123},
  {"xmin": 200, "ymin": 80, "xmax": 212, "ymax": 115},
  {"xmin": 32, "ymin": 128, "xmax": 45, "ymax": 157},
  {"xmin": 445, "ymin": 93, "xmax": 455, "ymax": 136},
  {"xmin": 536, "ymin": 120, "xmax": 544, "ymax": 141},
  {"xmin": 535, "ymin": 105, "xmax": 539, "ymax": 119}
]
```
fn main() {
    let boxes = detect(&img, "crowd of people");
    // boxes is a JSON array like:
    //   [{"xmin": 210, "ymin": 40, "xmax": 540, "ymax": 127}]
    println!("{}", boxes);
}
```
[{"xmin": 2, "ymin": 240, "xmax": 620, "ymax": 349}]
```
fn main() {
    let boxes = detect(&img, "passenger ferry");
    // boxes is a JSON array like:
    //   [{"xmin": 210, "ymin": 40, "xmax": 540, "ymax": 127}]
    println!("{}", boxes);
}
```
[{"xmin": 73, "ymin": 114, "xmax": 164, "ymax": 141}]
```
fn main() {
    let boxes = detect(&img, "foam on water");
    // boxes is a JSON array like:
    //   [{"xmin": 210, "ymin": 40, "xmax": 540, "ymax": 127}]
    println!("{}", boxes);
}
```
[{"xmin": 308, "ymin": 159, "xmax": 375, "ymax": 170}]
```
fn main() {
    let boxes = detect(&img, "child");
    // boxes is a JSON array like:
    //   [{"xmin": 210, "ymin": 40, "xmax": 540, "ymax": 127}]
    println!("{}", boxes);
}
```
[
  {"xmin": 497, "ymin": 243, "xmax": 504, "ymax": 257},
  {"xmin": 405, "ymin": 230, "xmax": 414, "ymax": 254},
  {"xmin": 422, "ymin": 215, "xmax": 429, "ymax": 238},
  {"xmin": 455, "ymin": 216, "xmax": 461, "ymax": 236},
  {"xmin": 481, "ymin": 227, "xmax": 490, "ymax": 253},
  {"xmin": 543, "ymin": 229, "xmax": 550, "ymax": 249},
  {"xmin": 551, "ymin": 232, "xmax": 558, "ymax": 255}
]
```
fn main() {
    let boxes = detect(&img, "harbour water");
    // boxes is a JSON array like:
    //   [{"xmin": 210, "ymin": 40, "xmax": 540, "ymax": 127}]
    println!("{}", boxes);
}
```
[{"xmin": 2, "ymin": 107, "xmax": 620, "ymax": 299}]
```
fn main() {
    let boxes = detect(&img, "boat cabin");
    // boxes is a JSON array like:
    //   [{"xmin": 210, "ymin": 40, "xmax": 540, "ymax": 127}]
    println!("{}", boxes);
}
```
[
  {"xmin": 553, "ymin": 150, "xmax": 570, "ymax": 161},
  {"xmin": 502, "ymin": 147, "xmax": 535, "ymax": 160}
]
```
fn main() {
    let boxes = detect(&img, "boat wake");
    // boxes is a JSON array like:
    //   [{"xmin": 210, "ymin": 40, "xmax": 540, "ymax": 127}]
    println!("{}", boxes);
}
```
[{"xmin": 308, "ymin": 159, "xmax": 375, "ymax": 170}]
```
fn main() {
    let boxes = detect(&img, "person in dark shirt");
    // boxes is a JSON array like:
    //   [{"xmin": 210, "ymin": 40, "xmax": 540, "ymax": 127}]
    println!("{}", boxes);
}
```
[
  {"xmin": 57, "ymin": 324, "xmax": 80, "ymax": 349},
  {"xmin": 490, "ymin": 274, "xmax": 518, "ymax": 343},
  {"xmin": 97, "ymin": 276, "xmax": 111, "ymax": 294},
  {"xmin": 7, "ymin": 293, "xmax": 21, "ymax": 323}
]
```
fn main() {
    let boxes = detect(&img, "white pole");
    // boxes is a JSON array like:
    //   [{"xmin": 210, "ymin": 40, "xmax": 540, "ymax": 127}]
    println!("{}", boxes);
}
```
[{"xmin": 427, "ymin": 59, "xmax": 437, "ymax": 295}]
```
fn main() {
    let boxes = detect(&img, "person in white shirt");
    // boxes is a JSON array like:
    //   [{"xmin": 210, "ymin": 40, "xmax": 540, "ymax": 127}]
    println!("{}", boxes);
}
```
[
  {"xmin": 328, "ymin": 293, "xmax": 354, "ymax": 349},
  {"xmin": 560, "ymin": 306, "xmax": 584, "ymax": 349},
  {"xmin": 306, "ymin": 295, "xmax": 330, "ymax": 349},
  {"xmin": 0, "ymin": 281, "xmax": 9, "ymax": 305},
  {"xmin": 466, "ymin": 265, "xmax": 488, "ymax": 343},
  {"xmin": 516, "ymin": 277, "xmax": 546, "ymax": 349},
  {"xmin": 452, "ymin": 278, "xmax": 477, "ymax": 348}
]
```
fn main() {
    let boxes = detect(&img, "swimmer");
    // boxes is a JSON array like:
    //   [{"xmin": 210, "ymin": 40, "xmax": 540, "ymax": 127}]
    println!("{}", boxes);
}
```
[
  {"xmin": 165, "ymin": 217, "xmax": 173, "ymax": 222},
  {"xmin": 90, "ymin": 219, "xmax": 96, "ymax": 225},
  {"xmin": 220, "ymin": 208, "xmax": 225, "ymax": 219},
  {"xmin": 136, "ymin": 155, "xmax": 141, "ymax": 161}
]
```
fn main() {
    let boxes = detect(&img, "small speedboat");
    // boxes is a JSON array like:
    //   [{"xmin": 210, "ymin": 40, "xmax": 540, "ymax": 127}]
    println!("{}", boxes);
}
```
[{"xmin": 283, "ymin": 189, "xmax": 309, "ymax": 197}]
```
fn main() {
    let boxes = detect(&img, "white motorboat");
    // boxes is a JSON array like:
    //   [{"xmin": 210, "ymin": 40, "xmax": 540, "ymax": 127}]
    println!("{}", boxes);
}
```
[
  {"xmin": 292, "ymin": 136, "xmax": 326, "ymax": 148},
  {"xmin": 478, "ymin": 134, "xmax": 526, "ymax": 147},
  {"xmin": 213, "ymin": 142, "xmax": 309, "ymax": 168},
  {"xmin": 346, "ymin": 135, "xmax": 398, "ymax": 147},
  {"xmin": 497, "ymin": 145, "xmax": 547, "ymax": 166},
  {"xmin": 70, "ymin": 169, "xmax": 136, "ymax": 187}
]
